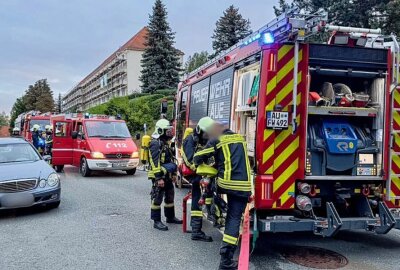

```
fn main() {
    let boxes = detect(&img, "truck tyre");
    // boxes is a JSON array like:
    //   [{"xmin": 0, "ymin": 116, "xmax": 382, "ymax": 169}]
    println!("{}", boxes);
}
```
[
  {"xmin": 80, "ymin": 157, "xmax": 92, "ymax": 177},
  {"xmin": 126, "ymin": 168, "xmax": 136, "ymax": 175},
  {"xmin": 54, "ymin": 165, "xmax": 64, "ymax": 173}
]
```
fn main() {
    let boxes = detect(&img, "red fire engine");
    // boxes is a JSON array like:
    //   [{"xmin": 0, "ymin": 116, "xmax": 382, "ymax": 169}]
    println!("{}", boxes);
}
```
[
  {"xmin": 175, "ymin": 7, "xmax": 400, "ymax": 241},
  {"xmin": 51, "ymin": 113, "xmax": 139, "ymax": 176},
  {"xmin": 15, "ymin": 111, "xmax": 51, "ymax": 141}
]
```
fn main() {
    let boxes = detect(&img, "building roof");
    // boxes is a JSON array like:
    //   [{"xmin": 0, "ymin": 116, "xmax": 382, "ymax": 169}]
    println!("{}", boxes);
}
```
[
  {"xmin": 78, "ymin": 27, "xmax": 149, "ymax": 86},
  {"xmin": 64, "ymin": 26, "xmax": 184, "ymax": 98}
]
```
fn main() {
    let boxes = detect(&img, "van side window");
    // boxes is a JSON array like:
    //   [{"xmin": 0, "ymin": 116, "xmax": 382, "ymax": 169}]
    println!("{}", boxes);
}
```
[
  {"xmin": 76, "ymin": 122, "xmax": 84, "ymax": 139},
  {"xmin": 55, "ymin": 122, "xmax": 67, "ymax": 137}
]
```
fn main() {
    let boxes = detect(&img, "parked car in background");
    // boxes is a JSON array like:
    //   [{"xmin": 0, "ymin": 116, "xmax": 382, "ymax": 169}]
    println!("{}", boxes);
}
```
[{"xmin": 0, "ymin": 137, "xmax": 61, "ymax": 210}]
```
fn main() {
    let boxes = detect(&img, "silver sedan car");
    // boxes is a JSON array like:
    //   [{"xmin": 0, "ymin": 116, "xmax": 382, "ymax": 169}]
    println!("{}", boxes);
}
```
[{"xmin": 0, "ymin": 137, "xmax": 61, "ymax": 210}]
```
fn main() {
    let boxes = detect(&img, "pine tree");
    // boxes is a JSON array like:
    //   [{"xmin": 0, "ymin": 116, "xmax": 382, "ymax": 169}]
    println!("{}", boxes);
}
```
[
  {"xmin": 274, "ymin": 0, "xmax": 294, "ymax": 16},
  {"xmin": 55, "ymin": 93, "xmax": 63, "ymax": 113},
  {"xmin": 23, "ymin": 79, "xmax": 55, "ymax": 112},
  {"xmin": 212, "ymin": 5, "xmax": 252, "ymax": 55},
  {"xmin": 184, "ymin": 51, "xmax": 209, "ymax": 73},
  {"xmin": 9, "ymin": 97, "xmax": 26, "ymax": 129},
  {"xmin": 140, "ymin": 0, "xmax": 181, "ymax": 94}
]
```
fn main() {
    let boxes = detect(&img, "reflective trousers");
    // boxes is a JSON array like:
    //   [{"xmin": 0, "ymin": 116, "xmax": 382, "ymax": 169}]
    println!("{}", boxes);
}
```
[
  {"xmin": 150, "ymin": 180, "xmax": 175, "ymax": 221},
  {"xmin": 221, "ymin": 194, "xmax": 248, "ymax": 255}
]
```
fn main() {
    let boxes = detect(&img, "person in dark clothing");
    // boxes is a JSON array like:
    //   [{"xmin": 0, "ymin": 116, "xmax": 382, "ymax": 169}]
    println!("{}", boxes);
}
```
[
  {"xmin": 181, "ymin": 117, "xmax": 215, "ymax": 242},
  {"xmin": 194, "ymin": 128, "xmax": 252, "ymax": 270},
  {"xmin": 149, "ymin": 119, "xmax": 182, "ymax": 231},
  {"xmin": 31, "ymin": 124, "xmax": 40, "ymax": 149}
]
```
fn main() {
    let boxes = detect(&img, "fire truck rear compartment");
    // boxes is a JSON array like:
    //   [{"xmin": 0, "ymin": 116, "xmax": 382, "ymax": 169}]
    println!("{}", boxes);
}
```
[{"xmin": 254, "ymin": 44, "xmax": 400, "ymax": 235}]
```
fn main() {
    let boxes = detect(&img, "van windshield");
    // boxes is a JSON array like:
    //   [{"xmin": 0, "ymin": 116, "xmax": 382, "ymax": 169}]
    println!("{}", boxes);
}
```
[
  {"xmin": 85, "ymin": 121, "xmax": 131, "ymax": 138},
  {"xmin": 30, "ymin": 119, "xmax": 50, "ymax": 131}
]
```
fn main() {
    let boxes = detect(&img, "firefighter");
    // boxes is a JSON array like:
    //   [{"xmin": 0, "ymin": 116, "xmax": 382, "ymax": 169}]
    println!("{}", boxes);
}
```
[
  {"xmin": 31, "ymin": 124, "xmax": 40, "ymax": 149},
  {"xmin": 194, "ymin": 124, "xmax": 251, "ymax": 270},
  {"xmin": 11, "ymin": 127, "xmax": 21, "ymax": 137},
  {"xmin": 45, "ymin": 125, "xmax": 53, "ymax": 155},
  {"xmin": 149, "ymin": 119, "xmax": 182, "ymax": 231},
  {"xmin": 181, "ymin": 117, "xmax": 215, "ymax": 242}
]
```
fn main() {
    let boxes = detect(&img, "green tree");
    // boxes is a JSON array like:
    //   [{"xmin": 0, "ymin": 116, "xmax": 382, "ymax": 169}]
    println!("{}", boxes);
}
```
[
  {"xmin": 9, "ymin": 97, "xmax": 27, "ymax": 129},
  {"xmin": 184, "ymin": 51, "xmax": 209, "ymax": 73},
  {"xmin": 55, "ymin": 93, "xmax": 63, "ymax": 114},
  {"xmin": 274, "ymin": 0, "xmax": 294, "ymax": 16},
  {"xmin": 24, "ymin": 79, "xmax": 55, "ymax": 112},
  {"xmin": 140, "ymin": 0, "xmax": 181, "ymax": 94},
  {"xmin": 212, "ymin": 5, "xmax": 252, "ymax": 55},
  {"xmin": 274, "ymin": 0, "xmax": 397, "ymax": 34}
]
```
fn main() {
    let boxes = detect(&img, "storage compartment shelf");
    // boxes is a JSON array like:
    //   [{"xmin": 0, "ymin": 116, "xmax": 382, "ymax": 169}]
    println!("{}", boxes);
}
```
[{"xmin": 308, "ymin": 106, "xmax": 378, "ymax": 117}]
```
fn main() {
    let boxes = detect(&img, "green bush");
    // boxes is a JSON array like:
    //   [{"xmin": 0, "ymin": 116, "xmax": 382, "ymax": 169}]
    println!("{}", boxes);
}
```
[{"xmin": 86, "ymin": 91, "xmax": 175, "ymax": 136}]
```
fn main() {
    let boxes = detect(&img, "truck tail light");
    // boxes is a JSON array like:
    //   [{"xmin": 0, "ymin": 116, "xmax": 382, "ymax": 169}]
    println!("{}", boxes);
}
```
[
  {"xmin": 298, "ymin": 182, "xmax": 311, "ymax": 194},
  {"xmin": 296, "ymin": 195, "xmax": 312, "ymax": 211}
]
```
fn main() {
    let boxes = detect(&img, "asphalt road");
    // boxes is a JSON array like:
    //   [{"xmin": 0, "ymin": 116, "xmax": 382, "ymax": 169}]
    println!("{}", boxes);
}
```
[{"xmin": 1, "ymin": 167, "xmax": 400, "ymax": 270}]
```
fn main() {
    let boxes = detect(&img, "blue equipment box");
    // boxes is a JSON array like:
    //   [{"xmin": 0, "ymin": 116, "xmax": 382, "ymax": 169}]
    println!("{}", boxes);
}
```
[{"xmin": 322, "ymin": 121, "xmax": 357, "ymax": 154}]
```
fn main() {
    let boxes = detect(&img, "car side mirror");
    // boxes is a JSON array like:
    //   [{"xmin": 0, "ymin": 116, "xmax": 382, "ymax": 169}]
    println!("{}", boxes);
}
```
[
  {"xmin": 135, "ymin": 133, "xmax": 141, "ymax": 140},
  {"xmin": 72, "ymin": 131, "xmax": 78, "ymax": 139},
  {"xmin": 43, "ymin": 155, "xmax": 52, "ymax": 162}
]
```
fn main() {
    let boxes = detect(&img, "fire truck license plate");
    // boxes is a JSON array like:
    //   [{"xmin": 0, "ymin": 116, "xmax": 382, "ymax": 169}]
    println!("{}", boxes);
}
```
[{"xmin": 266, "ymin": 111, "xmax": 289, "ymax": 130}]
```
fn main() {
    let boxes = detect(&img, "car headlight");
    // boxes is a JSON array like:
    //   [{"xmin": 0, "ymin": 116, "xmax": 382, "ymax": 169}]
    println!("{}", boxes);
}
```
[
  {"xmin": 91, "ymin": 152, "xmax": 105, "ymax": 159},
  {"xmin": 47, "ymin": 173, "xmax": 60, "ymax": 187},
  {"xmin": 131, "ymin": 151, "xmax": 139, "ymax": 158}
]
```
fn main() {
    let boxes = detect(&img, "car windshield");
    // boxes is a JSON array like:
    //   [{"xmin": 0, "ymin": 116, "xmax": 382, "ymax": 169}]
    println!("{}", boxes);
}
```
[
  {"xmin": 0, "ymin": 143, "xmax": 41, "ymax": 163},
  {"xmin": 85, "ymin": 121, "xmax": 131, "ymax": 138},
  {"xmin": 30, "ymin": 119, "xmax": 50, "ymax": 131}
]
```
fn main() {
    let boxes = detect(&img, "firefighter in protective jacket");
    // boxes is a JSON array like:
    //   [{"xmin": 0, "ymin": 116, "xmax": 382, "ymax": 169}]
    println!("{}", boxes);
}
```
[
  {"xmin": 149, "ymin": 119, "xmax": 182, "ymax": 231},
  {"xmin": 181, "ymin": 117, "xmax": 215, "ymax": 242},
  {"xmin": 194, "ymin": 125, "xmax": 251, "ymax": 270}
]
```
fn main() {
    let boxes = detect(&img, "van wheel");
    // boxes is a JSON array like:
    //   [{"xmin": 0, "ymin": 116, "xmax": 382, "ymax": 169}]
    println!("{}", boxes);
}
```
[
  {"xmin": 54, "ymin": 165, "xmax": 64, "ymax": 173},
  {"xmin": 126, "ymin": 168, "xmax": 136, "ymax": 175},
  {"xmin": 80, "ymin": 157, "xmax": 92, "ymax": 177}
]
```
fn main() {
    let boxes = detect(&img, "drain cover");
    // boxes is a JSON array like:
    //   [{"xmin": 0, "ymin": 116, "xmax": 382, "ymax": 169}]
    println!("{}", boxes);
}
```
[{"xmin": 281, "ymin": 246, "xmax": 348, "ymax": 269}]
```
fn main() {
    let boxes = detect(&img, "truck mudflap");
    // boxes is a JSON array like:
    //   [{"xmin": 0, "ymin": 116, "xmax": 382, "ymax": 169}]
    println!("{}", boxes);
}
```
[{"xmin": 257, "ymin": 200, "xmax": 400, "ymax": 236}]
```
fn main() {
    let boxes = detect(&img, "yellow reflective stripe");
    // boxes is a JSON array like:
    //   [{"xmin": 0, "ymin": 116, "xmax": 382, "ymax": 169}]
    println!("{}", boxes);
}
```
[
  {"xmin": 164, "ymin": 203, "xmax": 174, "ymax": 208},
  {"xmin": 222, "ymin": 145, "xmax": 231, "ymax": 181},
  {"xmin": 205, "ymin": 198, "xmax": 213, "ymax": 204},
  {"xmin": 218, "ymin": 178, "xmax": 250, "ymax": 186},
  {"xmin": 191, "ymin": 210, "xmax": 203, "ymax": 217},
  {"xmin": 217, "ymin": 136, "xmax": 245, "ymax": 149},
  {"xmin": 219, "ymin": 134, "xmax": 245, "ymax": 142},
  {"xmin": 151, "ymin": 202, "xmax": 161, "ymax": 210},
  {"xmin": 194, "ymin": 147, "xmax": 215, "ymax": 157},
  {"xmin": 223, "ymin": 234, "xmax": 238, "ymax": 245},
  {"xmin": 217, "ymin": 181, "xmax": 252, "ymax": 192},
  {"xmin": 161, "ymin": 167, "xmax": 167, "ymax": 174},
  {"xmin": 181, "ymin": 148, "xmax": 196, "ymax": 170}
]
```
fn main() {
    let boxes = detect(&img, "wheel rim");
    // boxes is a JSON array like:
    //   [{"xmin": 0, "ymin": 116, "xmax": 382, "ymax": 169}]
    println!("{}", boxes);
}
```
[{"xmin": 81, "ymin": 160, "xmax": 86, "ymax": 174}]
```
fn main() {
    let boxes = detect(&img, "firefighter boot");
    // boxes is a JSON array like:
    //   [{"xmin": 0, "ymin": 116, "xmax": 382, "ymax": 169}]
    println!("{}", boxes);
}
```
[
  {"xmin": 219, "ymin": 245, "xmax": 238, "ymax": 270},
  {"xmin": 153, "ymin": 221, "xmax": 168, "ymax": 231},
  {"xmin": 191, "ymin": 218, "xmax": 213, "ymax": 242}
]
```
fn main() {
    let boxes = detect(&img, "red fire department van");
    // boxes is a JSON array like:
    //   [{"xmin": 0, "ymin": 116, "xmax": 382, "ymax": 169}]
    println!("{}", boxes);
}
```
[
  {"xmin": 175, "ymin": 8, "xmax": 400, "ymax": 240},
  {"xmin": 51, "ymin": 113, "xmax": 139, "ymax": 177},
  {"xmin": 15, "ymin": 111, "xmax": 51, "ymax": 141}
]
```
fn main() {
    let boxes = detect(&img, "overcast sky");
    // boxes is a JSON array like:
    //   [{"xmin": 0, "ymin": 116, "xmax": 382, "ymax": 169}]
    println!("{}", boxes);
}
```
[{"xmin": 0, "ymin": 0, "xmax": 279, "ymax": 113}]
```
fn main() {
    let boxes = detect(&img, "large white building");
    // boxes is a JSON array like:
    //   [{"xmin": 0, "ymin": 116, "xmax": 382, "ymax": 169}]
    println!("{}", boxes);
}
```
[{"xmin": 62, "ymin": 27, "xmax": 183, "ymax": 112}]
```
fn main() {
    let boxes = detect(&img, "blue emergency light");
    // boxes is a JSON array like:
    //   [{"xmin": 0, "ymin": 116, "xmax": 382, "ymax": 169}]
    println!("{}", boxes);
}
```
[{"xmin": 262, "ymin": 32, "xmax": 275, "ymax": 44}]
